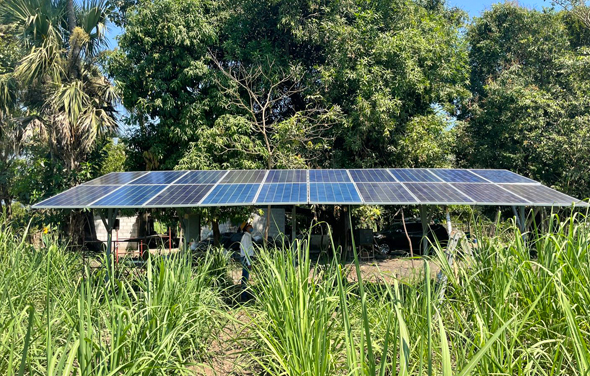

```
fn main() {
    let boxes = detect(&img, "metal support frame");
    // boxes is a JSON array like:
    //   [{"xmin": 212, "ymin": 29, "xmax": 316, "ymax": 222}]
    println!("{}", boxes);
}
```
[
  {"xmin": 344, "ymin": 205, "xmax": 352, "ymax": 261},
  {"xmin": 420, "ymin": 206, "xmax": 429, "ymax": 256},
  {"xmin": 98, "ymin": 208, "xmax": 117, "ymax": 277},
  {"xmin": 197, "ymin": 212, "xmax": 201, "ymax": 242},
  {"xmin": 445, "ymin": 207, "xmax": 452, "ymax": 235},
  {"xmin": 291, "ymin": 205, "xmax": 297, "ymax": 243}
]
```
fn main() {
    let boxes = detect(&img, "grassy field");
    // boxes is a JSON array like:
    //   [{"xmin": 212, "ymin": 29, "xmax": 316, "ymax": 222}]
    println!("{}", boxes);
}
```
[{"xmin": 1, "ymin": 214, "xmax": 589, "ymax": 375}]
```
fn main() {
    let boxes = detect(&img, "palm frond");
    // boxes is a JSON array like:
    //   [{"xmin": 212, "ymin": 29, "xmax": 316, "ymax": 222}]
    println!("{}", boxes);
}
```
[
  {"xmin": 78, "ymin": 0, "xmax": 111, "ymax": 57},
  {"xmin": 15, "ymin": 40, "xmax": 64, "ymax": 85},
  {"xmin": 1, "ymin": 0, "xmax": 64, "ymax": 46},
  {"xmin": 47, "ymin": 79, "xmax": 90, "ymax": 126}
]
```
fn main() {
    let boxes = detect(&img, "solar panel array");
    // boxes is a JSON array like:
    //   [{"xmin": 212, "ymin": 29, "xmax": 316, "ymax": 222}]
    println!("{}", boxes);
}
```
[{"xmin": 32, "ymin": 169, "xmax": 587, "ymax": 209}]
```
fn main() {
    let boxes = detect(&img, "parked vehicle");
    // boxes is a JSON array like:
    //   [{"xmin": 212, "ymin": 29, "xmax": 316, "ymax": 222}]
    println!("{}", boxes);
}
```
[{"xmin": 375, "ymin": 222, "xmax": 448, "ymax": 253}]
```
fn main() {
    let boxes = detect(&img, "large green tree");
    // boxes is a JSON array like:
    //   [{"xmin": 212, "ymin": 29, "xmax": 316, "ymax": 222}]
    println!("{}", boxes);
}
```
[
  {"xmin": 110, "ymin": 0, "xmax": 468, "ymax": 171},
  {"xmin": 108, "ymin": 0, "xmax": 219, "ymax": 170},
  {"xmin": 456, "ymin": 4, "xmax": 590, "ymax": 199}
]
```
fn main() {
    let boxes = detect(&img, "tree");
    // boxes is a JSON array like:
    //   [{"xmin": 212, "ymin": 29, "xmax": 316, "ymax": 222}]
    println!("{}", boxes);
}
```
[
  {"xmin": 316, "ymin": 0, "xmax": 469, "ymax": 168},
  {"xmin": 207, "ymin": 54, "xmax": 341, "ymax": 238},
  {"xmin": 107, "ymin": 0, "xmax": 219, "ymax": 170},
  {"xmin": 552, "ymin": 0, "xmax": 590, "ymax": 28},
  {"xmin": 1, "ymin": 0, "xmax": 118, "ymax": 240},
  {"xmin": 456, "ymin": 4, "xmax": 590, "ymax": 199}
]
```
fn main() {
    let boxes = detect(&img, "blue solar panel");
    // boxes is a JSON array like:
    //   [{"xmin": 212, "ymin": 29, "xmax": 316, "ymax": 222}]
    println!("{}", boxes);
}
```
[
  {"xmin": 349, "ymin": 169, "xmax": 397, "ymax": 183},
  {"xmin": 469, "ymin": 169, "xmax": 538, "ymax": 184},
  {"xmin": 129, "ymin": 171, "xmax": 187, "ymax": 185},
  {"xmin": 451, "ymin": 183, "xmax": 530, "ymax": 205},
  {"xmin": 145, "ymin": 185, "xmax": 214, "ymax": 206},
  {"xmin": 84, "ymin": 172, "xmax": 148, "ymax": 185},
  {"xmin": 175, "ymin": 171, "xmax": 226, "ymax": 184},
  {"xmin": 33, "ymin": 185, "xmax": 121, "ymax": 208},
  {"xmin": 255, "ymin": 183, "xmax": 307, "ymax": 204},
  {"xmin": 404, "ymin": 183, "xmax": 473, "ymax": 204},
  {"xmin": 93, "ymin": 185, "xmax": 167, "ymax": 207},
  {"xmin": 221, "ymin": 170, "xmax": 267, "ymax": 184},
  {"xmin": 265, "ymin": 170, "xmax": 307, "ymax": 183},
  {"xmin": 390, "ymin": 168, "xmax": 441, "ymax": 182},
  {"xmin": 33, "ymin": 168, "xmax": 585, "ymax": 209},
  {"xmin": 501, "ymin": 184, "xmax": 584, "ymax": 206},
  {"xmin": 430, "ymin": 169, "xmax": 486, "ymax": 183},
  {"xmin": 201, "ymin": 184, "xmax": 260, "ymax": 205},
  {"xmin": 356, "ymin": 183, "xmax": 417, "ymax": 204},
  {"xmin": 309, "ymin": 170, "xmax": 350, "ymax": 183},
  {"xmin": 309, "ymin": 183, "xmax": 361, "ymax": 203}
]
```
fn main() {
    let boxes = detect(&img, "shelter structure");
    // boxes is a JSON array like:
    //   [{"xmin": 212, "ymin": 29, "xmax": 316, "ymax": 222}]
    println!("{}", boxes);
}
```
[{"xmin": 33, "ymin": 168, "xmax": 588, "ymax": 262}]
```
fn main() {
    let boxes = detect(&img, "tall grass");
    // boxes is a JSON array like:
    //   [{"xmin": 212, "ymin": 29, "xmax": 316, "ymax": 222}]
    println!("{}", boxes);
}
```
[
  {"xmin": 245, "ymin": 215, "xmax": 590, "ymax": 375},
  {"xmin": 0, "ymin": 220, "xmax": 225, "ymax": 375},
  {"xmin": 1, "ymin": 212, "xmax": 590, "ymax": 375}
]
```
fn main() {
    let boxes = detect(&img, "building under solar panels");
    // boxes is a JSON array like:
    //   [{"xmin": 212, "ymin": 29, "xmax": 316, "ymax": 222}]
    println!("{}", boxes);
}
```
[{"xmin": 33, "ymin": 168, "xmax": 587, "ymax": 259}]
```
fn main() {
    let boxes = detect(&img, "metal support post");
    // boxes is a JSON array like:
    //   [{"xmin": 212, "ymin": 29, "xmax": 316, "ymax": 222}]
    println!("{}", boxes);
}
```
[
  {"xmin": 197, "ymin": 212, "xmax": 201, "ymax": 242},
  {"xmin": 99, "ymin": 208, "xmax": 117, "ymax": 280},
  {"xmin": 420, "ymin": 206, "xmax": 429, "ymax": 255},
  {"xmin": 445, "ymin": 207, "xmax": 452, "ymax": 235},
  {"xmin": 291, "ymin": 205, "xmax": 297, "ymax": 243}
]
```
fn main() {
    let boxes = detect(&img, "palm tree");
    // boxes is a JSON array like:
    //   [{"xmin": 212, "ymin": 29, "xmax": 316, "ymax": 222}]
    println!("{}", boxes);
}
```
[
  {"xmin": 1, "ymin": 0, "xmax": 117, "ymax": 240},
  {"xmin": 1, "ymin": 0, "xmax": 117, "ymax": 177}
]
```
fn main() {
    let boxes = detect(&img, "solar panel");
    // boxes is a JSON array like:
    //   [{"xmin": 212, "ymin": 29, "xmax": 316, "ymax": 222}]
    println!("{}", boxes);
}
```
[
  {"xmin": 500, "ymin": 184, "xmax": 584, "ymax": 206},
  {"xmin": 201, "ymin": 184, "xmax": 260, "ymax": 205},
  {"xmin": 451, "ymin": 183, "xmax": 530, "ymax": 205},
  {"xmin": 32, "ymin": 168, "xmax": 586, "ymax": 209},
  {"xmin": 83, "ymin": 171, "xmax": 147, "ymax": 185},
  {"xmin": 309, "ymin": 170, "xmax": 350, "ymax": 183},
  {"xmin": 33, "ymin": 185, "xmax": 121, "ymax": 208},
  {"xmin": 221, "ymin": 170, "xmax": 267, "ymax": 184},
  {"xmin": 430, "ymin": 169, "xmax": 486, "ymax": 183},
  {"xmin": 145, "ymin": 185, "xmax": 214, "ymax": 207},
  {"xmin": 390, "ymin": 168, "xmax": 441, "ymax": 182},
  {"xmin": 255, "ymin": 183, "xmax": 307, "ymax": 204},
  {"xmin": 349, "ymin": 169, "xmax": 397, "ymax": 183},
  {"xmin": 265, "ymin": 170, "xmax": 307, "ymax": 183},
  {"xmin": 129, "ymin": 171, "xmax": 187, "ymax": 185},
  {"xmin": 469, "ymin": 169, "xmax": 538, "ymax": 184},
  {"xmin": 356, "ymin": 183, "xmax": 417, "ymax": 204},
  {"xmin": 175, "ymin": 170, "xmax": 226, "ymax": 184},
  {"xmin": 309, "ymin": 183, "xmax": 362, "ymax": 204},
  {"xmin": 93, "ymin": 185, "xmax": 167, "ymax": 207},
  {"xmin": 404, "ymin": 183, "xmax": 474, "ymax": 204}
]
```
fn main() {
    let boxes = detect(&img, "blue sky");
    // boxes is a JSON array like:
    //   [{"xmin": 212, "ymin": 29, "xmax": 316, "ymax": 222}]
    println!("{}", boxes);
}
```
[{"xmin": 449, "ymin": 0, "xmax": 552, "ymax": 16}]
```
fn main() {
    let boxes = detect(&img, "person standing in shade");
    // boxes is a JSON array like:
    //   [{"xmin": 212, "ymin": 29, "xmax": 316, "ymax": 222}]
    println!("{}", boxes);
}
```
[{"xmin": 240, "ymin": 224, "xmax": 254, "ymax": 300}]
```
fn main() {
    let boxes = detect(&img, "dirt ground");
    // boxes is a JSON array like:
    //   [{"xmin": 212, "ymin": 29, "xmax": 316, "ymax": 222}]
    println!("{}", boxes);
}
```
[{"xmin": 227, "ymin": 255, "xmax": 440, "ymax": 284}]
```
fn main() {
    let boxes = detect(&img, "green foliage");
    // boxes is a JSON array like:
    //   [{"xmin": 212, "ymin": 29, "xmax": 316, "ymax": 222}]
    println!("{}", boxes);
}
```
[
  {"xmin": 111, "ymin": 0, "xmax": 468, "ymax": 171},
  {"xmin": 2, "ymin": 212, "xmax": 590, "ymax": 374},
  {"xmin": 457, "ymin": 4, "xmax": 590, "ymax": 199},
  {"xmin": 243, "ymin": 214, "xmax": 590, "ymax": 374},
  {"xmin": 108, "ymin": 0, "xmax": 219, "ymax": 170},
  {"xmin": 0, "ymin": 219, "xmax": 224, "ymax": 375},
  {"xmin": 319, "ymin": 1, "xmax": 469, "ymax": 168},
  {"xmin": 98, "ymin": 138, "xmax": 127, "ymax": 174}
]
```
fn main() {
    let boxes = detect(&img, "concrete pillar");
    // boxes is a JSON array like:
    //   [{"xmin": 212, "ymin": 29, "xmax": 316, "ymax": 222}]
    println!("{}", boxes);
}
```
[{"xmin": 185, "ymin": 212, "xmax": 202, "ymax": 245}]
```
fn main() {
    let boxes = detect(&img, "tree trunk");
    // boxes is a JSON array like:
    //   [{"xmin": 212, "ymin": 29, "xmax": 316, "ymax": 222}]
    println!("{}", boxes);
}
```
[
  {"xmin": 67, "ymin": 0, "xmax": 76, "ymax": 34},
  {"xmin": 212, "ymin": 219, "xmax": 220, "ymax": 247}
]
